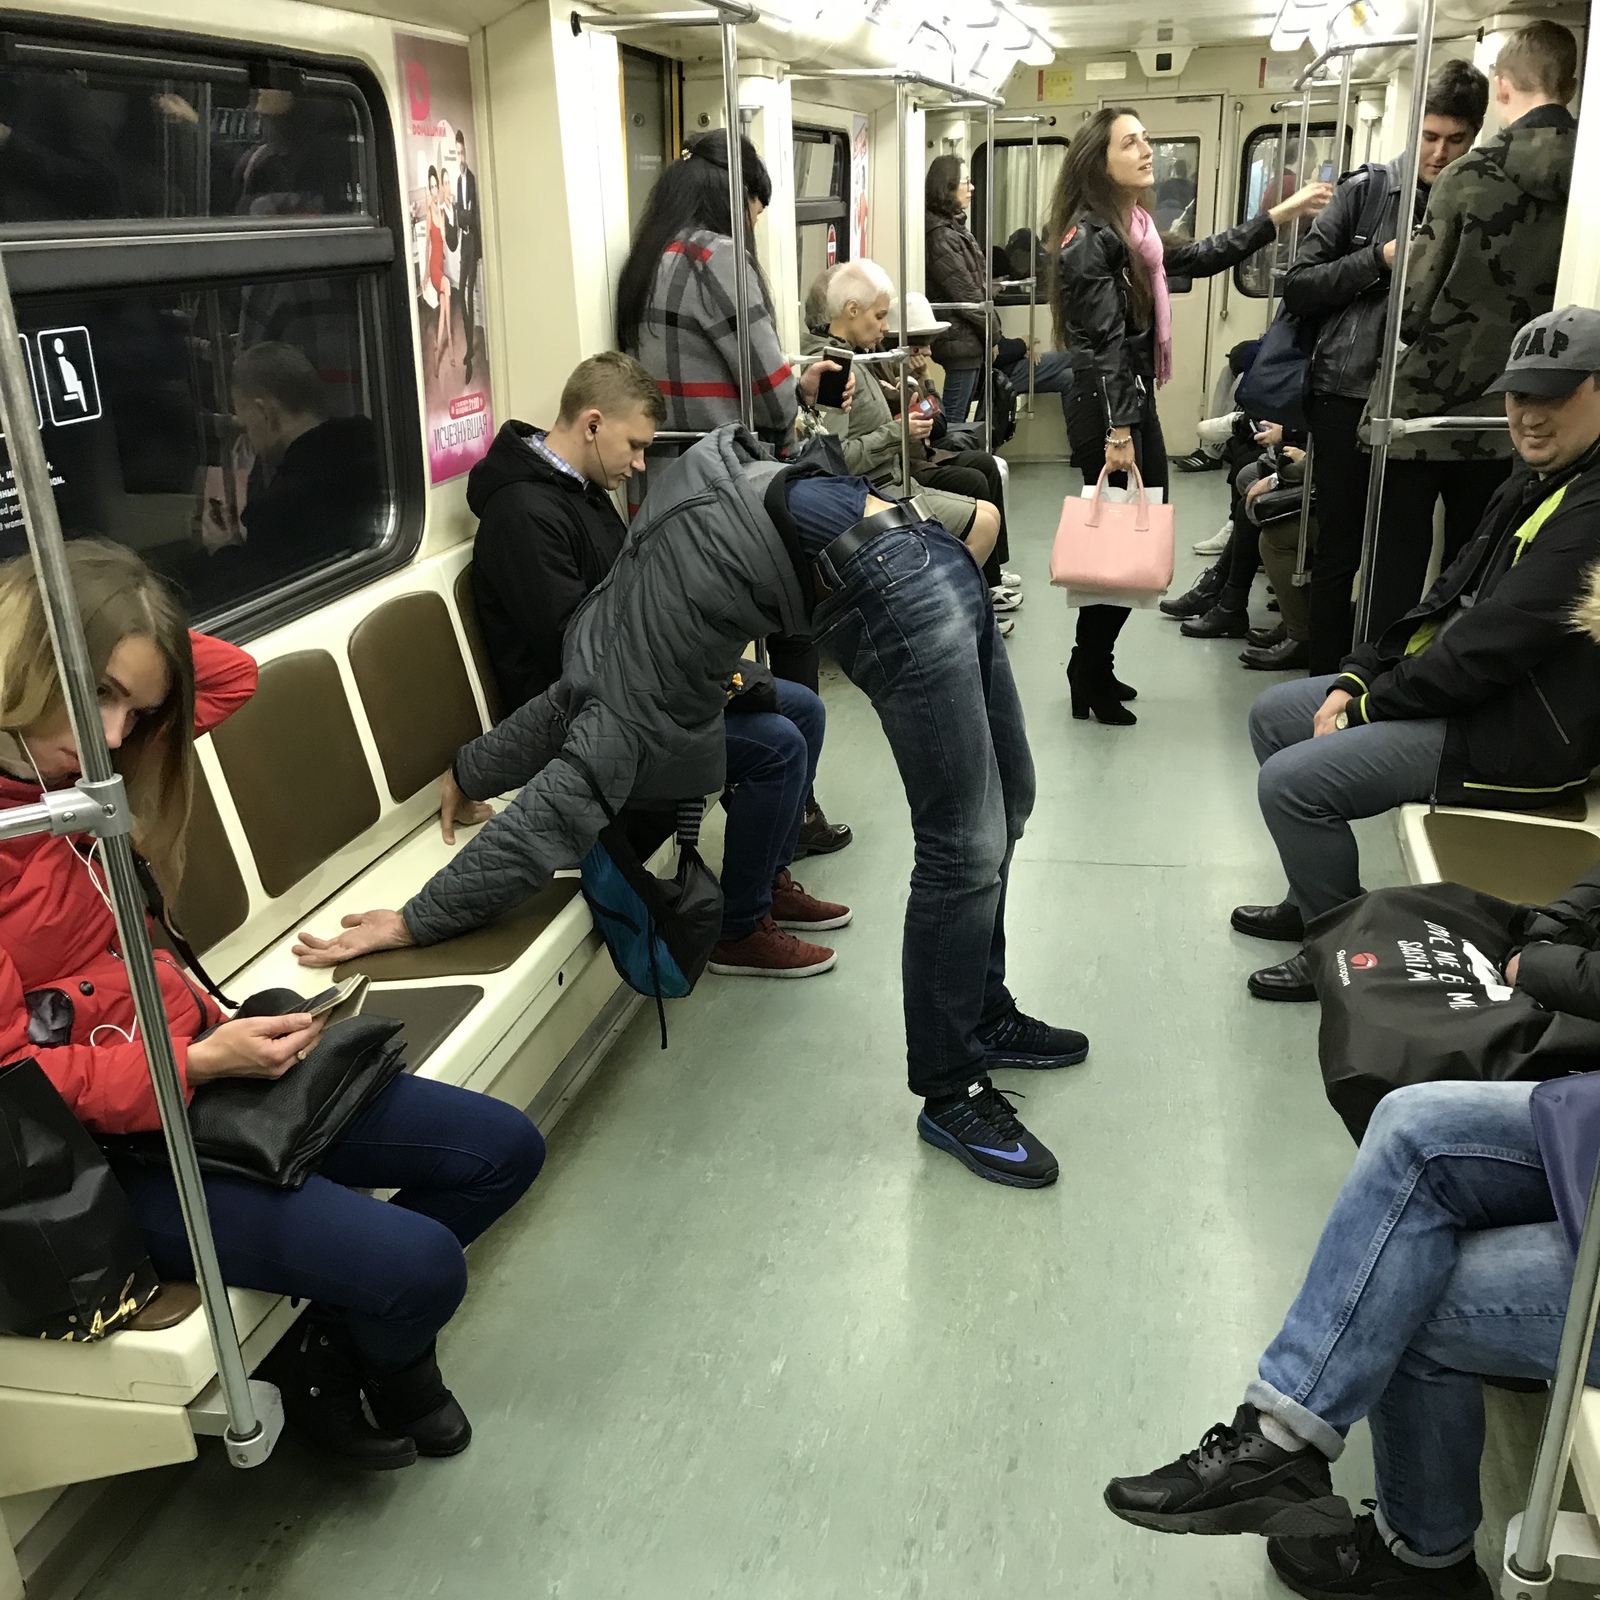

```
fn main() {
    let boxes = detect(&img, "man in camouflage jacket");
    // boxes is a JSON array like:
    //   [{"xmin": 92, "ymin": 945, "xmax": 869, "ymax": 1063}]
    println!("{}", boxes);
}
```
[{"xmin": 1364, "ymin": 25, "xmax": 1577, "ymax": 638}]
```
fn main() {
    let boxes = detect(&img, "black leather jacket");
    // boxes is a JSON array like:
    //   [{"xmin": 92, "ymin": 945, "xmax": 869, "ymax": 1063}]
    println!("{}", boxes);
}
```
[
  {"xmin": 1282, "ymin": 161, "xmax": 1410, "ymax": 401},
  {"xmin": 1055, "ymin": 210, "xmax": 1275, "ymax": 428}
]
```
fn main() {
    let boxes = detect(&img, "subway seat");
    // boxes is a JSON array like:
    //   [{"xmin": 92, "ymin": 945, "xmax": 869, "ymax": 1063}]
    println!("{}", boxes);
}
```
[
  {"xmin": 0, "ymin": 545, "xmax": 654, "ymax": 1500},
  {"xmin": 1396, "ymin": 781, "xmax": 1600, "ymax": 1521}
]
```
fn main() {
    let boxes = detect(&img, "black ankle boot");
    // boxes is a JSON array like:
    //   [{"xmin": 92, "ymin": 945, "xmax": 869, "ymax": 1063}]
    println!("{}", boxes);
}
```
[
  {"xmin": 1159, "ymin": 564, "xmax": 1223, "ymax": 619},
  {"xmin": 258, "ymin": 1315, "xmax": 418, "ymax": 1470},
  {"xmin": 365, "ymin": 1342, "xmax": 473, "ymax": 1458},
  {"xmin": 1181, "ymin": 601, "xmax": 1251, "ymax": 639},
  {"xmin": 1068, "ymin": 652, "xmax": 1137, "ymax": 725}
]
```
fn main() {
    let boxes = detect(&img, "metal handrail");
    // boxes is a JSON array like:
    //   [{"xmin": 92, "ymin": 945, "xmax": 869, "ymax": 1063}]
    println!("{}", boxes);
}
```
[
  {"xmin": 1293, "ymin": 28, "xmax": 1478, "ymax": 88},
  {"xmin": 0, "ymin": 250, "xmax": 278, "ymax": 1467},
  {"xmin": 570, "ymin": 1, "xmax": 758, "ymax": 32},
  {"xmin": 1389, "ymin": 416, "xmax": 1510, "ymax": 437},
  {"xmin": 783, "ymin": 67, "xmax": 1004, "ymax": 109},
  {"xmin": 1352, "ymin": 0, "xmax": 1436, "ymax": 644}
]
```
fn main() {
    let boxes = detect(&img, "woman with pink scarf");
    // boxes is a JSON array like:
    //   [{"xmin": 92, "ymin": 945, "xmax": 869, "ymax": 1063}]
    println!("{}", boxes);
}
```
[{"xmin": 1049, "ymin": 108, "xmax": 1329, "ymax": 724}]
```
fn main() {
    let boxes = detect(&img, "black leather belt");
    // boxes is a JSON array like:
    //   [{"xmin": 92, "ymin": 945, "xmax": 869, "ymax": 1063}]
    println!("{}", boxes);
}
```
[{"xmin": 815, "ymin": 498, "xmax": 928, "ymax": 591}]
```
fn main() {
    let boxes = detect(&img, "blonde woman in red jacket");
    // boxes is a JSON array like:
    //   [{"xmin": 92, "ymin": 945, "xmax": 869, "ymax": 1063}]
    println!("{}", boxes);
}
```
[{"xmin": 0, "ymin": 542, "xmax": 542, "ymax": 1470}]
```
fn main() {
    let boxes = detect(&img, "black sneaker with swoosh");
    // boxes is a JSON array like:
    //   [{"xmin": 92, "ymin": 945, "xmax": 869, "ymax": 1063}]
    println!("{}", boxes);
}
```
[
  {"xmin": 1104, "ymin": 1406, "xmax": 1353, "ymax": 1538},
  {"xmin": 977, "ymin": 1004, "xmax": 1089, "ymax": 1070},
  {"xmin": 917, "ymin": 1078, "xmax": 1059, "ymax": 1187}
]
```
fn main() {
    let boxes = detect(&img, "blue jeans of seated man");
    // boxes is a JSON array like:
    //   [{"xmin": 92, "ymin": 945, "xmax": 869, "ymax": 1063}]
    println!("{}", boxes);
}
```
[
  {"xmin": 813, "ymin": 518, "xmax": 1035, "ymax": 1097},
  {"xmin": 117, "ymin": 1073, "xmax": 543, "ymax": 1372},
  {"xmin": 720, "ymin": 677, "xmax": 825, "ymax": 939},
  {"xmin": 1001, "ymin": 349, "xmax": 1073, "ymax": 426},
  {"xmin": 1250, "ymin": 674, "xmax": 1445, "ymax": 921},
  {"xmin": 1246, "ymin": 1080, "xmax": 1589, "ymax": 1564}
]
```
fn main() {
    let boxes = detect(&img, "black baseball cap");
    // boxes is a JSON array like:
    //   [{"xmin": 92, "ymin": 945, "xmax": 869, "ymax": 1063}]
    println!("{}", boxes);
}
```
[{"xmin": 1487, "ymin": 306, "xmax": 1600, "ymax": 399}]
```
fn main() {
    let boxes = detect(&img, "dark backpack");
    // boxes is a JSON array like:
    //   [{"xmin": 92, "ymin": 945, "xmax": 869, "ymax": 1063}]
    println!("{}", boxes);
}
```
[
  {"xmin": 571, "ymin": 761, "xmax": 723, "ymax": 1047},
  {"xmin": 1235, "ymin": 163, "xmax": 1393, "ymax": 433},
  {"xmin": 980, "ymin": 363, "xmax": 1018, "ymax": 447}
]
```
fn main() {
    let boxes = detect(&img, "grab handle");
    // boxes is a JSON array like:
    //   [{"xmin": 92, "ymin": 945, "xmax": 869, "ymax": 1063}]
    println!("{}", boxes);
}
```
[{"xmin": 1086, "ymin": 463, "xmax": 1150, "ymax": 532}]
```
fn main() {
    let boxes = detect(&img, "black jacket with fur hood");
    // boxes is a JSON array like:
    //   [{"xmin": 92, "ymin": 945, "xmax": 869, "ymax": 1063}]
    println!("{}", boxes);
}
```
[{"xmin": 1333, "ymin": 442, "xmax": 1600, "ymax": 809}]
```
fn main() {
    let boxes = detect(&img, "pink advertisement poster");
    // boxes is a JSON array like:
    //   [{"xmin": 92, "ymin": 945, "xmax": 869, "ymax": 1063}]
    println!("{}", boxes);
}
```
[{"xmin": 395, "ymin": 34, "xmax": 493, "ymax": 484}]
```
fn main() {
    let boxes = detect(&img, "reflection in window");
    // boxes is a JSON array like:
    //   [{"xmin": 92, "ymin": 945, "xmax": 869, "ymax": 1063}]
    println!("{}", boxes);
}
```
[
  {"xmin": 1150, "ymin": 137, "xmax": 1200, "ymax": 242},
  {"xmin": 1234, "ymin": 122, "xmax": 1352, "ymax": 297},
  {"xmin": 971, "ymin": 139, "xmax": 1066, "ymax": 299},
  {"xmin": 1, "ymin": 276, "xmax": 392, "ymax": 618},
  {"xmin": 0, "ymin": 61, "xmax": 367, "ymax": 225},
  {"xmin": 794, "ymin": 127, "xmax": 849, "ymax": 322}
]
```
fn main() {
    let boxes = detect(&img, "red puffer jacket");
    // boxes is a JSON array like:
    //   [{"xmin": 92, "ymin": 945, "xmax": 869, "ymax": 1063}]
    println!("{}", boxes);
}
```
[{"xmin": 0, "ymin": 634, "xmax": 258, "ymax": 1134}]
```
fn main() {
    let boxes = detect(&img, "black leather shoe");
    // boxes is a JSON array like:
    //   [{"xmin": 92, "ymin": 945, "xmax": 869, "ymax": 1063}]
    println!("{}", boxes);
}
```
[
  {"xmin": 1240, "ymin": 637, "xmax": 1311, "ymax": 671},
  {"xmin": 1159, "ymin": 566, "xmax": 1223, "ymax": 619},
  {"xmin": 796, "ymin": 806, "xmax": 852, "ymax": 858},
  {"xmin": 1249, "ymin": 950, "xmax": 1317, "ymax": 1002},
  {"xmin": 1247, "ymin": 621, "xmax": 1287, "ymax": 649},
  {"xmin": 1231, "ymin": 900, "xmax": 1305, "ymax": 941},
  {"xmin": 365, "ymin": 1343, "xmax": 472, "ymax": 1458},
  {"xmin": 1180, "ymin": 603, "xmax": 1250, "ymax": 639}
]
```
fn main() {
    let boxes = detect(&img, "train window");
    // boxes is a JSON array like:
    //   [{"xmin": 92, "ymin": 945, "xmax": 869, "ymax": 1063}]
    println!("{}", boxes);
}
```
[
  {"xmin": 1150, "ymin": 138, "xmax": 1200, "ymax": 242},
  {"xmin": 0, "ymin": 19, "xmax": 419, "ymax": 640},
  {"xmin": 621, "ymin": 46, "xmax": 681, "ymax": 236},
  {"xmin": 970, "ymin": 138, "xmax": 1067, "ymax": 305},
  {"xmin": 795, "ymin": 126, "xmax": 849, "ymax": 317},
  {"xmin": 1234, "ymin": 121, "xmax": 1352, "ymax": 297}
]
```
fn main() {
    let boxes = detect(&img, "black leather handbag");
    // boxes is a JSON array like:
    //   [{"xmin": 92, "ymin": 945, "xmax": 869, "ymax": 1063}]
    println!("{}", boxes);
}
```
[
  {"xmin": 112, "ymin": 996, "xmax": 408, "ymax": 1190},
  {"xmin": 0, "ymin": 1057, "xmax": 159, "ymax": 1339}
]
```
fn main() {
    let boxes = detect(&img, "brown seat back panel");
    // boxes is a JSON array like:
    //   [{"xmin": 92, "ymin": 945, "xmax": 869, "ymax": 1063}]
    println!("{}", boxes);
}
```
[
  {"xmin": 1423, "ymin": 811, "xmax": 1600, "ymax": 907},
  {"xmin": 453, "ymin": 563, "xmax": 504, "ymax": 727},
  {"xmin": 172, "ymin": 765, "xmax": 250, "ymax": 957},
  {"xmin": 211, "ymin": 650, "xmax": 381, "ymax": 899},
  {"xmin": 365, "ymin": 985, "xmax": 484, "ymax": 1074},
  {"xmin": 349, "ymin": 591, "xmax": 483, "ymax": 803},
  {"xmin": 334, "ymin": 879, "xmax": 582, "ymax": 981}
]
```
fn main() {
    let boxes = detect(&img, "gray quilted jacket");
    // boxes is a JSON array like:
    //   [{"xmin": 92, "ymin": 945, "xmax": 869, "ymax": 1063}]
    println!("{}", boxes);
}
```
[{"xmin": 402, "ymin": 426, "xmax": 808, "ymax": 945}]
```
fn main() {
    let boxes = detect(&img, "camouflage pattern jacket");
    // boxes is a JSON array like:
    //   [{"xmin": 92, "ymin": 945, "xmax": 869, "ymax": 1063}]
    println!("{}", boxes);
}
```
[{"xmin": 1383, "ymin": 105, "xmax": 1575, "ymax": 461}]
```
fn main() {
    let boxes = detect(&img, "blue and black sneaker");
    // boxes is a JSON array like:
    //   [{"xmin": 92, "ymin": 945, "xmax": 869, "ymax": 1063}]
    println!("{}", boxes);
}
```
[
  {"xmin": 977, "ymin": 1004, "xmax": 1089, "ymax": 1070},
  {"xmin": 917, "ymin": 1078, "xmax": 1059, "ymax": 1188}
]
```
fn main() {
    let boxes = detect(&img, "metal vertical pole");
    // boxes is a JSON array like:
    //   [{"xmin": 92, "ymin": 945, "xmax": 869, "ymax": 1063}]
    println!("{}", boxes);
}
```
[
  {"xmin": 896, "ymin": 78, "xmax": 912, "ymax": 492},
  {"xmin": 0, "ymin": 255, "xmax": 271, "ymax": 1465},
  {"xmin": 720, "ymin": 18, "xmax": 754, "ymax": 430},
  {"xmin": 982, "ymin": 101, "xmax": 995, "ymax": 454},
  {"xmin": 1289, "ymin": 88, "xmax": 1313, "ymax": 259},
  {"xmin": 1508, "ymin": 1154, "xmax": 1600, "ymax": 1588},
  {"xmin": 1334, "ymin": 50, "xmax": 1353, "ymax": 176},
  {"xmin": 1293, "ymin": 435, "xmax": 1315, "ymax": 584},
  {"xmin": 1267, "ymin": 101, "xmax": 1290, "ymax": 319},
  {"xmin": 1027, "ymin": 115, "xmax": 1038, "ymax": 415},
  {"xmin": 1353, "ymin": 0, "xmax": 1434, "ymax": 643}
]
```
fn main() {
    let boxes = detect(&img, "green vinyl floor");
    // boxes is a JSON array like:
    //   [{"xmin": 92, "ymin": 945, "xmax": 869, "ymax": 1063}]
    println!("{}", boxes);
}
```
[{"xmin": 80, "ymin": 461, "xmax": 1553, "ymax": 1599}]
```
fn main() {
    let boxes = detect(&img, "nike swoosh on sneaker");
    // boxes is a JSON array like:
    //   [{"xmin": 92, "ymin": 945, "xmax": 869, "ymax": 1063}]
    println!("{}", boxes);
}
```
[{"xmin": 971, "ymin": 1142, "xmax": 1029, "ymax": 1162}]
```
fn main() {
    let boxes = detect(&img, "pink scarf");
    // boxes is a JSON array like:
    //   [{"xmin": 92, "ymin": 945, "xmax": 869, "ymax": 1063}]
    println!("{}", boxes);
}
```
[{"xmin": 1128, "ymin": 205, "xmax": 1172, "ymax": 387}]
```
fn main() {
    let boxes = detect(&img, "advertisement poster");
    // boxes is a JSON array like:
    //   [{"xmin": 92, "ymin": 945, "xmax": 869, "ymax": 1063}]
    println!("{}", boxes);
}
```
[
  {"xmin": 849, "ymin": 114, "xmax": 870, "ymax": 262},
  {"xmin": 394, "ymin": 34, "xmax": 493, "ymax": 484}
]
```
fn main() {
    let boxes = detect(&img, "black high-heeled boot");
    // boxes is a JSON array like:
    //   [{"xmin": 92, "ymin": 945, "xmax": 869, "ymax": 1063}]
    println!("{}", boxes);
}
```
[
  {"xmin": 365, "ymin": 1341, "xmax": 473, "ymax": 1458},
  {"xmin": 1108, "ymin": 674, "xmax": 1138, "ymax": 702},
  {"xmin": 1068, "ymin": 652, "xmax": 1137, "ymax": 725}
]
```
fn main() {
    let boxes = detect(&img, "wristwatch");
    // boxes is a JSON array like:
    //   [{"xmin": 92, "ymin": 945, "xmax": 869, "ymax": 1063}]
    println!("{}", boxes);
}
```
[{"xmin": 1334, "ymin": 710, "xmax": 1350, "ymax": 730}]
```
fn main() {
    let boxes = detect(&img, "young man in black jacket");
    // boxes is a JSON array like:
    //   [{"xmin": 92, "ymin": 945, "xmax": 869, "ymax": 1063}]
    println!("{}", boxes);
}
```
[
  {"xmin": 468, "ymin": 352, "xmax": 852, "ymax": 979},
  {"xmin": 1281, "ymin": 62, "xmax": 1484, "ymax": 673},
  {"xmin": 1233, "ymin": 307, "xmax": 1600, "ymax": 1001}
]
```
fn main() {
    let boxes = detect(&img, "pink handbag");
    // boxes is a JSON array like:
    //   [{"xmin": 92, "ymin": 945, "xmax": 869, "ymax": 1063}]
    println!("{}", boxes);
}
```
[{"xmin": 1049, "ymin": 466, "xmax": 1175, "ymax": 597}]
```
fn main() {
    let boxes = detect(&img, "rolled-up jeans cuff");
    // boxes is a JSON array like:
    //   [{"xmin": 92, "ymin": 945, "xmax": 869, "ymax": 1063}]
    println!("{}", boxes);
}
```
[
  {"xmin": 1244, "ymin": 1378, "xmax": 1345, "ymax": 1462},
  {"xmin": 1373, "ymin": 1503, "xmax": 1476, "ymax": 1569}
]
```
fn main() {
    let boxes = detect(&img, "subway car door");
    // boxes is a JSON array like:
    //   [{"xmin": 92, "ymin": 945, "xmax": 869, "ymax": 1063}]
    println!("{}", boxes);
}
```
[{"xmin": 1114, "ymin": 93, "xmax": 1223, "ymax": 454}]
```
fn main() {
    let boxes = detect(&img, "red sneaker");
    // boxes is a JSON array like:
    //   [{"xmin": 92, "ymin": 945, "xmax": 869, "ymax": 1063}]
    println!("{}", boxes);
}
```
[
  {"xmin": 707, "ymin": 916, "xmax": 836, "ymax": 978},
  {"xmin": 770, "ymin": 869, "xmax": 852, "ymax": 932}
]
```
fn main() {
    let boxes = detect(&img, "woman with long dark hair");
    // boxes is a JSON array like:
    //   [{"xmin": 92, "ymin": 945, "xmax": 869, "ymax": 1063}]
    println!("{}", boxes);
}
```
[
  {"xmin": 617, "ymin": 129, "xmax": 851, "ymax": 856},
  {"xmin": 1050, "ymin": 107, "xmax": 1328, "ymax": 724}
]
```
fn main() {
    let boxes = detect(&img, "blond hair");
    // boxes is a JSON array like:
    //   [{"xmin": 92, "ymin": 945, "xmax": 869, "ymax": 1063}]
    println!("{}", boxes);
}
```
[
  {"xmin": 1495, "ymin": 21, "xmax": 1578, "ymax": 104},
  {"xmin": 0, "ymin": 541, "xmax": 196, "ymax": 895}
]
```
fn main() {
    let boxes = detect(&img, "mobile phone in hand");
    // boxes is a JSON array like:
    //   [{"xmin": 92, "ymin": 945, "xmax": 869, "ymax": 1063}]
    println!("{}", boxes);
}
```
[{"xmin": 815, "ymin": 348, "xmax": 853, "ymax": 408}]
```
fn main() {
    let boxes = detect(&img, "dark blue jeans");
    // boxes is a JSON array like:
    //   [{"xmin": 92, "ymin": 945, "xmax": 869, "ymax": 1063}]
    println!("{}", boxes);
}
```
[
  {"xmin": 813, "ymin": 519, "xmax": 1035, "ymax": 1096},
  {"xmin": 720, "ymin": 677, "xmax": 824, "ymax": 939},
  {"xmin": 119, "ymin": 1073, "xmax": 544, "ymax": 1371}
]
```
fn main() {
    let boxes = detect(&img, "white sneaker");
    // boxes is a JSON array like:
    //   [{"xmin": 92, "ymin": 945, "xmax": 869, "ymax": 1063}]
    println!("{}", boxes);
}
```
[
  {"xmin": 991, "ymin": 586, "xmax": 1023, "ymax": 613},
  {"xmin": 1000, "ymin": 568, "xmax": 1023, "ymax": 589},
  {"xmin": 1192, "ymin": 520, "xmax": 1232, "ymax": 556},
  {"xmin": 1196, "ymin": 411, "xmax": 1241, "ymax": 445},
  {"xmin": 997, "ymin": 616, "xmax": 1015, "ymax": 637}
]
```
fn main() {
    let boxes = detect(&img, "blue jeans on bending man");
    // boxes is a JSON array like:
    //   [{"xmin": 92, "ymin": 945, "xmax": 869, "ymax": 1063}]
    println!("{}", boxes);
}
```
[
  {"xmin": 1104, "ymin": 1078, "xmax": 1575, "ymax": 1596},
  {"xmin": 787, "ymin": 472, "xmax": 1087, "ymax": 1189}
]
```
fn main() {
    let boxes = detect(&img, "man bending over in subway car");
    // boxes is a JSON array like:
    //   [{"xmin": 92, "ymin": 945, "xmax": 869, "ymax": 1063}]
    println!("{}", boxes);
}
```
[
  {"xmin": 1234, "ymin": 306, "xmax": 1600, "ymax": 1004},
  {"xmin": 468, "ymin": 350, "xmax": 850, "ymax": 978},
  {"xmin": 292, "ymin": 423, "xmax": 1085, "ymax": 1187}
]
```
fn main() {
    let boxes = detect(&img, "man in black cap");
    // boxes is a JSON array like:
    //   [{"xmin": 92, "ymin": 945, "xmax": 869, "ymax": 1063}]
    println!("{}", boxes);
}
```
[{"xmin": 1230, "ymin": 304, "xmax": 1600, "ymax": 1000}]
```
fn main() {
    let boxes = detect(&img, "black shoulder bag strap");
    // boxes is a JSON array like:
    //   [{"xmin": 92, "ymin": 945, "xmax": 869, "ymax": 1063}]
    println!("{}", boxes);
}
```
[{"xmin": 129, "ymin": 853, "xmax": 238, "ymax": 1011}]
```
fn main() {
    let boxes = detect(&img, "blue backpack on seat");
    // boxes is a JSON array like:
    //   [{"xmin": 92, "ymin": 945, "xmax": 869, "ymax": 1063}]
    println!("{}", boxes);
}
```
[{"xmin": 571, "ymin": 761, "xmax": 723, "ymax": 1047}]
